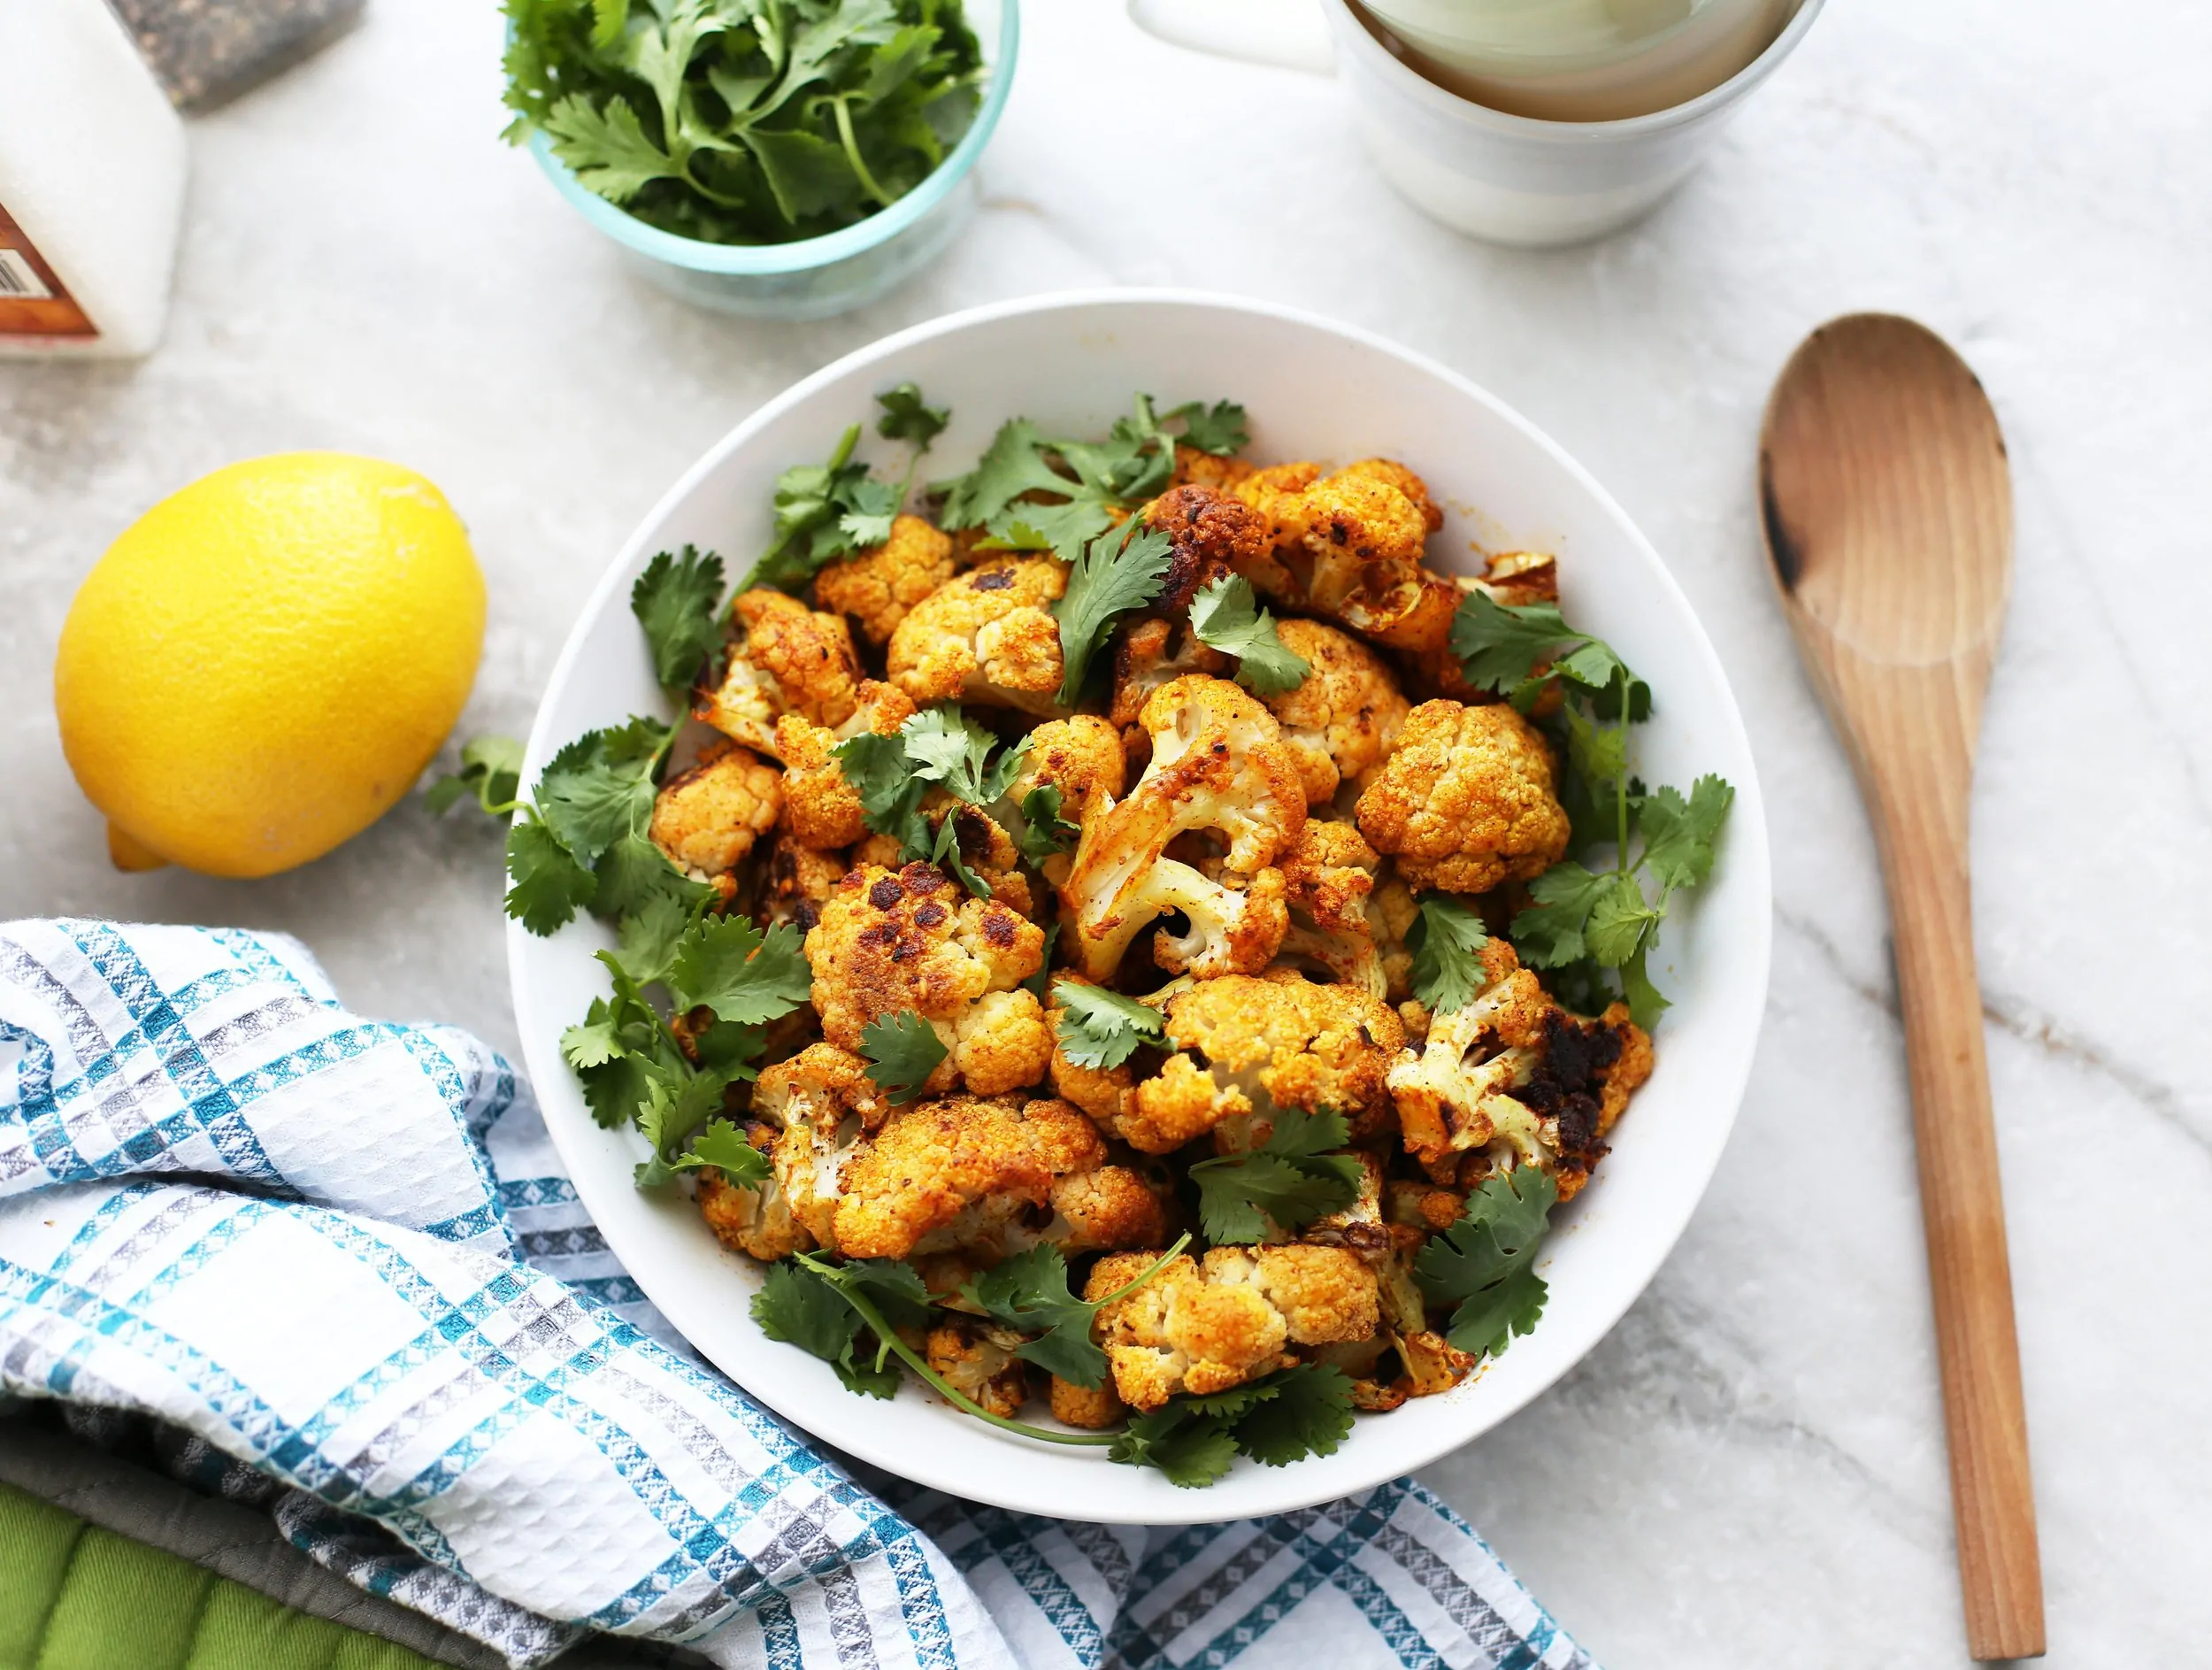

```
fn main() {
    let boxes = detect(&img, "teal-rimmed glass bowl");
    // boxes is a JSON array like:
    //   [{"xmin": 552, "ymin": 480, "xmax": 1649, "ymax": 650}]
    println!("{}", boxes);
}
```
[{"xmin": 529, "ymin": 0, "xmax": 1018, "ymax": 321}]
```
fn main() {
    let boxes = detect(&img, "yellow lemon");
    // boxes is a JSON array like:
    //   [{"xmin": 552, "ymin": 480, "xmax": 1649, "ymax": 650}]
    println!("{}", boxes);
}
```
[{"xmin": 55, "ymin": 452, "xmax": 487, "ymax": 878}]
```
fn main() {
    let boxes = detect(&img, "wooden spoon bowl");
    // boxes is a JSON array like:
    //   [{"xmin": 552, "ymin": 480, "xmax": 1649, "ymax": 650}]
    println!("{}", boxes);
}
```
[{"xmin": 1760, "ymin": 314, "xmax": 2043, "ymax": 1660}]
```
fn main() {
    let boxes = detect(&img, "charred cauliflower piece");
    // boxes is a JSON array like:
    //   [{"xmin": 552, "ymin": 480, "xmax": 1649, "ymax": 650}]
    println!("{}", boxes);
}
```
[
  {"xmin": 739, "ymin": 1043, "xmax": 895, "ymax": 1254},
  {"xmin": 1277, "ymin": 820, "xmax": 1386, "ymax": 997},
  {"xmin": 926, "ymin": 1316, "xmax": 1032, "ymax": 1418},
  {"xmin": 773, "ymin": 680, "xmax": 916, "ymax": 850},
  {"xmin": 805, "ymin": 861, "xmax": 1052, "ymax": 1096},
  {"xmin": 756, "ymin": 834, "xmax": 849, "ymax": 935},
  {"xmin": 1231, "ymin": 459, "xmax": 1456, "ymax": 652},
  {"xmin": 814, "ymin": 514, "xmax": 956, "ymax": 645},
  {"xmin": 695, "ymin": 589, "xmax": 864, "ymax": 752},
  {"xmin": 649, "ymin": 741, "xmax": 782, "ymax": 889},
  {"xmin": 1087, "ymin": 1245, "xmax": 1379, "ymax": 1410},
  {"xmin": 1107, "ymin": 967, "xmax": 1406, "ymax": 1154},
  {"xmin": 1134, "ymin": 483, "xmax": 1271, "ymax": 612},
  {"xmin": 1262, "ymin": 620, "xmax": 1409, "ymax": 807},
  {"xmin": 1060, "ymin": 675, "xmax": 1306, "ymax": 981},
  {"xmin": 1386, "ymin": 940, "xmax": 1653, "ymax": 1197},
  {"xmin": 1356, "ymin": 699, "xmax": 1570, "ymax": 894},
  {"xmin": 887, "ymin": 558, "xmax": 1067, "ymax": 716},
  {"xmin": 834, "ymin": 1092, "xmax": 1158, "ymax": 1260}
]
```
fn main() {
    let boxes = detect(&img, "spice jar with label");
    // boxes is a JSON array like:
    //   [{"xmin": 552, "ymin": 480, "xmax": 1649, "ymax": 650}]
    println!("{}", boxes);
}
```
[{"xmin": 0, "ymin": 0, "xmax": 188, "ymax": 358}]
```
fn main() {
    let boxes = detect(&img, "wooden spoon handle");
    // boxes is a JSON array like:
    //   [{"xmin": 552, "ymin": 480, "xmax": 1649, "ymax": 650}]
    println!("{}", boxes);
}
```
[{"xmin": 1865, "ymin": 708, "xmax": 2046, "ymax": 1660}]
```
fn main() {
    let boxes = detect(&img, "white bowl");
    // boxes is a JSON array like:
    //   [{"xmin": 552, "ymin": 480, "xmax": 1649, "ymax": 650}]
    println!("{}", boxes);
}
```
[{"xmin": 508, "ymin": 289, "xmax": 1771, "ymax": 1523}]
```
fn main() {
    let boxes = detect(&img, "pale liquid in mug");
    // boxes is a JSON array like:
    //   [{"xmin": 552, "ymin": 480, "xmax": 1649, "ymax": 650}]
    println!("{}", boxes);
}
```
[{"xmin": 1357, "ymin": 0, "xmax": 1795, "ymax": 121}]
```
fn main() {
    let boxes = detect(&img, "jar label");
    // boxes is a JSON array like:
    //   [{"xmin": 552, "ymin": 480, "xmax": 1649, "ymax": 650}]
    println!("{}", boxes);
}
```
[{"xmin": 0, "ymin": 201, "xmax": 99, "ymax": 339}]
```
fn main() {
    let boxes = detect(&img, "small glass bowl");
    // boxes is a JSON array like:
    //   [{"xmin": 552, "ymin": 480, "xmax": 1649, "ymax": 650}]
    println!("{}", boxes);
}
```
[{"xmin": 530, "ymin": 0, "xmax": 1018, "ymax": 321}]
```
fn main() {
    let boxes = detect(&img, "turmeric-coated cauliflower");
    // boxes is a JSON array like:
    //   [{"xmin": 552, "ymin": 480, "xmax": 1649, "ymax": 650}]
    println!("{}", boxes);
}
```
[
  {"xmin": 887, "ymin": 558, "xmax": 1067, "ymax": 716},
  {"xmin": 772, "ymin": 680, "xmax": 915, "ymax": 850},
  {"xmin": 1086, "ymin": 1245, "xmax": 1379, "ymax": 1409},
  {"xmin": 694, "ymin": 589, "xmax": 864, "ymax": 752},
  {"xmin": 814, "ymin": 514, "xmax": 956, "ymax": 645},
  {"xmin": 649, "ymin": 741, "xmax": 782, "ymax": 887},
  {"xmin": 1277, "ymin": 820, "xmax": 1386, "ymax": 997},
  {"xmin": 1386, "ymin": 939, "xmax": 1653, "ymax": 1197},
  {"xmin": 834, "ymin": 1092, "xmax": 1159, "ymax": 1260},
  {"xmin": 734, "ymin": 1042, "xmax": 895, "ymax": 1254},
  {"xmin": 926, "ymin": 1316, "xmax": 1032, "ymax": 1418},
  {"xmin": 1355, "ymin": 699, "xmax": 1570, "ymax": 894},
  {"xmin": 1103, "ymin": 967, "xmax": 1406, "ymax": 1154},
  {"xmin": 1231, "ymin": 459, "xmax": 1456, "ymax": 651},
  {"xmin": 1171, "ymin": 443, "xmax": 1255, "ymax": 493},
  {"xmin": 1059, "ymin": 675, "xmax": 1305, "ymax": 981},
  {"xmin": 1260, "ymin": 620, "xmax": 1409, "ymax": 806},
  {"xmin": 1134, "ymin": 483, "xmax": 1271, "ymax": 612},
  {"xmin": 804, "ymin": 861, "xmax": 1052, "ymax": 1096}
]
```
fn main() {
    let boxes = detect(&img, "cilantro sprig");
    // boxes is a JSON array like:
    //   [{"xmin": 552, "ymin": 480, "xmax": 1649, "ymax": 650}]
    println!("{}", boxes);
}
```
[
  {"xmin": 1187, "ymin": 575, "xmax": 1309, "ymax": 696},
  {"xmin": 833, "ymin": 705, "xmax": 1030, "ymax": 894},
  {"xmin": 426, "ymin": 735, "xmax": 525, "ymax": 820},
  {"xmin": 1110, "ymin": 1365, "xmax": 1356, "ymax": 1488},
  {"xmin": 1048, "ymin": 979, "xmax": 1165, "ymax": 1070},
  {"xmin": 1053, "ymin": 519, "xmax": 1172, "ymax": 704},
  {"xmin": 1188, "ymin": 1106, "xmax": 1363, "ymax": 1243},
  {"xmin": 958, "ymin": 1237, "xmax": 1191, "ymax": 1387},
  {"xmin": 1406, "ymin": 894, "xmax": 1488, "ymax": 1015},
  {"xmin": 501, "ymin": 0, "xmax": 986, "ymax": 249},
  {"xmin": 858, "ymin": 1009, "xmax": 946, "ymax": 1104},
  {"xmin": 1413, "ymin": 1166, "xmax": 1558, "ymax": 1360},
  {"xmin": 1452, "ymin": 590, "xmax": 1733, "ymax": 1027},
  {"xmin": 630, "ymin": 546, "xmax": 726, "ymax": 697},
  {"xmin": 744, "ymin": 385, "xmax": 951, "ymax": 592}
]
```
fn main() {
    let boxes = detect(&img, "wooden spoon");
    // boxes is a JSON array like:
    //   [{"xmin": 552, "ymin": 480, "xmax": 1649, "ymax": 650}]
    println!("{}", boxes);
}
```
[{"xmin": 1759, "ymin": 314, "xmax": 2044, "ymax": 1660}]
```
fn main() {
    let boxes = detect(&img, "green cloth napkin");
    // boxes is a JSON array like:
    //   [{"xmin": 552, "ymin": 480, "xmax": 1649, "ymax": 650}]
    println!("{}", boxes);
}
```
[{"xmin": 0, "ymin": 1483, "xmax": 432, "ymax": 1670}]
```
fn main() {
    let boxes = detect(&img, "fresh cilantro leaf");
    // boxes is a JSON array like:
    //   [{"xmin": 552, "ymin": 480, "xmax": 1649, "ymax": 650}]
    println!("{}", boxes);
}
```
[
  {"xmin": 834, "ymin": 728, "xmax": 930, "ymax": 853},
  {"xmin": 592, "ymin": 827, "xmax": 713, "ymax": 922},
  {"xmin": 959, "ymin": 1244, "xmax": 1108, "ymax": 1387},
  {"xmin": 504, "ymin": 817, "xmax": 598, "ymax": 935},
  {"xmin": 630, "ymin": 546, "xmax": 726, "ymax": 696},
  {"xmin": 666, "ymin": 916, "xmax": 813, "ymax": 1025},
  {"xmin": 1415, "ymin": 1167, "xmax": 1558, "ymax": 1360},
  {"xmin": 1583, "ymin": 871, "xmax": 1664, "ymax": 968},
  {"xmin": 1187, "ymin": 575, "xmax": 1310, "ymax": 696},
  {"xmin": 876, "ymin": 381, "xmax": 949, "ymax": 446},
  {"xmin": 1016, "ymin": 783, "xmax": 1079, "ymax": 866},
  {"xmin": 1110, "ymin": 1405, "xmax": 1242, "ymax": 1489},
  {"xmin": 972, "ymin": 519, "xmax": 1054, "ymax": 553},
  {"xmin": 837, "ymin": 476, "xmax": 900, "ymax": 550},
  {"xmin": 1049, "ymin": 979, "xmax": 1165, "ymax": 1071},
  {"xmin": 747, "ymin": 424, "xmax": 902, "ymax": 589},
  {"xmin": 935, "ymin": 418, "xmax": 1073, "ymax": 531},
  {"xmin": 752, "ymin": 1258, "xmax": 900, "ymax": 1397},
  {"xmin": 670, "ymin": 1116, "xmax": 769, "ymax": 1183},
  {"xmin": 1229, "ymin": 1364, "xmax": 1355, "ymax": 1466},
  {"xmin": 559, "ymin": 1013, "xmax": 624, "ymax": 1071},
  {"xmin": 833, "ymin": 1257, "xmax": 934, "ymax": 1334},
  {"xmin": 859, "ymin": 1009, "xmax": 946, "ymax": 1104},
  {"xmin": 1509, "ymin": 861, "xmax": 1612, "ymax": 969},
  {"xmin": 613, "ymin": 888, "xmax": 699, "ymax": 985},
  {"xmin": 1188, "ymin": 1106, "xmax": 1362, "ymax": 1243},
  {"xmin": 426, "ymin": 735, "xmax": 525, "ymax": 819},
  {"xmin": 924, "ymin": 808, "xmax": 992, "ymax": 898},
  {"xmin": 541, "ymin": 92, "xmax": 683, "ymax": 204},
  {"xmin": 1450, "ymin": 591, "xmax": 1645, "ymax": 712},
  {"xmin": 533, "ymin": 718, "xmax": 670, "ymax": 868},
  {"xmin": 1407, "ymin": 894, "xmax": 1489, "ymax": 1014},
  {"xmin": 1055, "ymin": 520, "xmax": 1172, "ymax": 704},
  {"xmin": 1637, "ymin": 774, "xmax": 1734, "ymax": 892},
  {"xmin": 1162, "ymin": 397, "xmax": 1248, "ymax": 457},
  {"xmin": 1022, "ymin": 920, "xmax": 1060, "ymax": 1003},
  {"xmin": 632, "ymin": 1057, "xmax": 736, "ymax": 1186},
  {"xmin": 900, "ymin": 708, "xmax": 1027, "ymax": 806}
]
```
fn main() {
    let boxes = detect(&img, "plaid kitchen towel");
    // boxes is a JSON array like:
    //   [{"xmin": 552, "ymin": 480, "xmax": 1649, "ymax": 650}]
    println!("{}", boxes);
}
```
[{"xmin": 0, "ymin": 919, "xmax": 1594, "ymax": 1670}]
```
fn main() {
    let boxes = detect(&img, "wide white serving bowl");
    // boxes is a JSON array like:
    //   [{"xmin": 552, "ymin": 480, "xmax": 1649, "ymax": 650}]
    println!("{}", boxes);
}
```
[{"xmin": 508, "ymin": 289, "xmax": 1771, "ymax": 1523}]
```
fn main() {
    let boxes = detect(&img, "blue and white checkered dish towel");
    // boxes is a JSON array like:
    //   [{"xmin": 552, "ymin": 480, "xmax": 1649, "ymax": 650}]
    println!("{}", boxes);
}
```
[{"xmin": 0, "ymin": 920, "xmax": 1594, "ymax": 1670}]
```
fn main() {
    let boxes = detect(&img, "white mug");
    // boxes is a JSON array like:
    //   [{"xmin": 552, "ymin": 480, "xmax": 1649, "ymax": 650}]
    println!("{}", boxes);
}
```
[{"xmin": 1128, "ymin": 0, "xmax": 1826, "ymax": 248}]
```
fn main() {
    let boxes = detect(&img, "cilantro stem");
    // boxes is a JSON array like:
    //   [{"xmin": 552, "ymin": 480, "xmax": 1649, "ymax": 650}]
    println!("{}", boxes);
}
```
[
  {"xmin": 795, "ymin": 1254, "xmax": 1122, "ymax": 1448},
  {"xmin": 831, "ymin": 97, "xmax": 892, "ymax": 208}
]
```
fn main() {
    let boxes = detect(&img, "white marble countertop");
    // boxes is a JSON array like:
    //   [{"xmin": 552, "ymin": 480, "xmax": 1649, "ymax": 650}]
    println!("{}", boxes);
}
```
[{"xmin": 4, "ymin": 0, "xmax": 2208, "ymax": 1661}]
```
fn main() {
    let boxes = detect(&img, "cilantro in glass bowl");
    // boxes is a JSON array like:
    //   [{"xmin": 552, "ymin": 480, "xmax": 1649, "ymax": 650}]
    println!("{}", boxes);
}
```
[{"xmin": 502, "ymin": 0, "xmax": 1016, "ymax": 319}]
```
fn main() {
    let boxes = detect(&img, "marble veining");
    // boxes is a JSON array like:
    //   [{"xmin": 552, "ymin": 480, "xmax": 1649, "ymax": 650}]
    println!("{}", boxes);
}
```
[{"xmin": 4, "ymin": 0, "xmax": 2206, "ymax": 1662}]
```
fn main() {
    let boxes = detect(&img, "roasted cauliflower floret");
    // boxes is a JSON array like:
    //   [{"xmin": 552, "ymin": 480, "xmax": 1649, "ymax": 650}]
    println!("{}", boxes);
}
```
[
  {"xmin": 1006, "ymin": 715, "xmax": 1126, "ymax": 878},
  {"xmin": 1108, "ymin": 617, "xmax": 1231, "ymax": 758},
  {"xmin": 1262, "ymin": 620, "xmax": 1409, "ymax": 807},
  {"xmin": 1230, "ymin": 460, "xmax": 1455, "ymax": 651},
  {"xmin": 649, "ymin": 742, "xmax": 782, "ymax": 886},
  {"xmin": 813, "ymin": 514, "xmax": 956, "ymax": 645},
  {"xmin": 773, "ymin": 680, "xmax": 916, "ymax": 850},
  {"xmin": 926, "ymin": 1316, "xmax": 1032, "ymax": 1419},
  {"xmin": 1048, "ymin": 1374, "xmax": 1127, "ymax": 1429},
  {"xmin": 1277, "ymin": 820, "xmax": 1386, "ymax": 997},
  {"xmin": 1355, "ymin": 699, "xmax": 1570, "ymax": 894},
  {"xmin": 1171, "ymin": 443, "xmax": 1256, "ymax": 493},
  {"xmin": 745, "ymin": 1043, "xmax": 893, "ymax": 1251},
  {"xmin": 887, "ymin": 558, "xmax": 1068, "ymax": 716},
  {"xmin": 804, "ymin": 861, "xmax": 1051, "ymax": 1096},
  {"xmin": 1134, "ymin": 483, "xmax": 1271, "ymax": 612},
  {"xmin": 1059, "ymin": 675, "xmax": 1306, "ymax": 981},
  {"xmin": 833, "ymin": 1092, "xmax": 1155, "ymax": 1260},
  {"xmin": 756, "ymin": 834, "xmax": 849, "ymax": 935},
  {"xmin": 1087, "ymin": 1245, "xmax": 1379, "ymax": 1410},
  {"xmin": 1386, "ymin": 939, "xmax": 1653, "ymax": 1197},
  {"xmin": 1110, "ymin": 967, "xmax": 1406, "ymax": 1154},
  {"xmin": 696, "ymin": 1132, "xmax": 809, "ymax": 1261},
  {"xmin": 695, "ymin": 589, "xmax": 864, "ymax": 751}
]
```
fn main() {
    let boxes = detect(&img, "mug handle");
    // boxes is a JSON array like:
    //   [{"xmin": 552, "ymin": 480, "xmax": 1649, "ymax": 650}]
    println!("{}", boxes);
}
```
[{"xmin": 1125, "ymin": 0, "xmax": 1336, "ymax": 74}]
